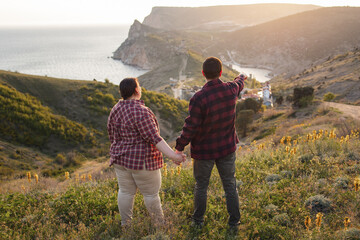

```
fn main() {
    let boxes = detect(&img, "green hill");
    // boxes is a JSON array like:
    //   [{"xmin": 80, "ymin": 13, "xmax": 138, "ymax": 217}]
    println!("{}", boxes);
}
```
[{"xmin": 0, "ymin": 71, "xmax": 188, "ymax": 177}]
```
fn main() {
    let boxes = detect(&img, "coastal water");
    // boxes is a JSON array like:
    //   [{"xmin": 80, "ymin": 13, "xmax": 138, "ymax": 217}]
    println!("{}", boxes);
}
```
[
  {"xmin": 232, "ymin": 65, "xmax": 271, "ymax": 83},
  {"xmin": 0, "ymin": 25, "xmax": 146, "ymax": 85},
  {"xmin": 0, "ymin": 25, "xmax": 271, "ymax": 85}
]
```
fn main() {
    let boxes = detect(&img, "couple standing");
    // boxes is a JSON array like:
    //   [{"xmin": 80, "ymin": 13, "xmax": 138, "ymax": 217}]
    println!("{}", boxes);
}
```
[{"xmin": 107, "ymin": 57, "xmax": 247, "ymax": 229}]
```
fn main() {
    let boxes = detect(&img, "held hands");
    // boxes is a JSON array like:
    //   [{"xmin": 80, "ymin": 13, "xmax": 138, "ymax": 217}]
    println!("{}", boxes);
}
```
[{"xmin": 172, "ymin": 150, "xmax": 186, "ymax": 165}]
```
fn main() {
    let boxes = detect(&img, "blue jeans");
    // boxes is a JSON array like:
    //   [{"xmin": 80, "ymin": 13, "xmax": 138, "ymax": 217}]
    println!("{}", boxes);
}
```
[{"xmin": 192, "ymin": 152, "xmax": 240, "ymax": 226}]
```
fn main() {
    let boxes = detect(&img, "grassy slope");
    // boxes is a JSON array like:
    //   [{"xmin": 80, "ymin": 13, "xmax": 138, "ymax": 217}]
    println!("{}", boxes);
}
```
[
  {"xmin": 0, "ymin": 71, "xmax": 188, "ymax": 177},
  {"xmin": 1, "ymin": 121, "xmax": 359, "ymax": 239},
  {"xmin": 270, "ymin": 49, "xmax": 360, "ymax": 105}
]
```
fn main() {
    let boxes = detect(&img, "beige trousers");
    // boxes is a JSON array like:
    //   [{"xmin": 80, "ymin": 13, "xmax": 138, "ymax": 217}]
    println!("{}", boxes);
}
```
[{"xmin": 113, "ymin": 164, "xmax": 164, "ymax": 225}]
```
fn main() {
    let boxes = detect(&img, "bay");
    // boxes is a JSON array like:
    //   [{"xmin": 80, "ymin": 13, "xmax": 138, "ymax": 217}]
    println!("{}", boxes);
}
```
[{"xmin": 0, "ymin": 25, "xmax": 146, "ymax": 85}]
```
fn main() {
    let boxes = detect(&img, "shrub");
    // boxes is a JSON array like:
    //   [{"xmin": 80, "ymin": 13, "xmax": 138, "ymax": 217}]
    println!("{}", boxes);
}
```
[
  {"xmin": 275, "ymin": 95, "xmax": 284, "ymax": 105},
  {"xmin": 272, "ymin": 213, "xmax": 291, "ymax": 226},
  {"xmin": 304, "ymin": 195, "xmax": 332, "ymax": 213},
  {"xmin": 280, "ymin": 170, "xmax": 292, "ymax": 179},
  {"xmin": 237, "ymin": 98, "xmax": 263, "ymax": 113},
  {"xmin": 265, "ymin": 174, "xmax": 282, "ymax": 184},
  {"xmin": 235, "ymin": 109, "xmax": 254, "ymax": 137},
  {"xmin": 298, "ymin": 154, "xmax": 313, "ymax": 164},
  {"xmin": 264, "ymin": 204, "xmax": 279, "ymax": 217},
  {"xmin": 55, "ymin": 153, "xmax": 66, "ymax": 165},
  {"xmin": 346, "ymin": 164, "xmax": 360, "ymax": 174},
  {"xmin": 334, "ymin": 177, "xmax": 349, "ymax": 189},
  {"xmin": 323, "ymin": 92, "xmax": 336, "ymax": 102},
  {"xmin": 293, "ymin": 87, "xmax": 314, "ymax": 108}
]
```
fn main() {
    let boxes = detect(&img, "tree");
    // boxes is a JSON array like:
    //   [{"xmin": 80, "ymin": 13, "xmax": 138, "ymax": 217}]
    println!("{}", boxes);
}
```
[
  {"xmin": 293, "ymin": 87, "xmax": 314, "ymax": 108},
  {"xmin": 275, "ymin": 96, "xmax": 284, "ymax": 105},
  {"xmin": 236, "ymin": 109, "xmax": 254, "ymax": 137},
  {"xmin": 237, "ymin": 98, "xmax": 263, "ymax": 113}
]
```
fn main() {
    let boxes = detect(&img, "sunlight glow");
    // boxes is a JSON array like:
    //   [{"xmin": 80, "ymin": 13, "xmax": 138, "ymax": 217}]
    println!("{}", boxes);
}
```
[{"xmin": 1, "ymin": 0, "xmax": 359, "ymax": 26}]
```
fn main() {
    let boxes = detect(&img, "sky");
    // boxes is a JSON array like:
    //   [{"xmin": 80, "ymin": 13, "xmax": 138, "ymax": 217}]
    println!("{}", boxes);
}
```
[{"xmin": 1, "ymin": 0, "xmax": 360, "ymax": 27}]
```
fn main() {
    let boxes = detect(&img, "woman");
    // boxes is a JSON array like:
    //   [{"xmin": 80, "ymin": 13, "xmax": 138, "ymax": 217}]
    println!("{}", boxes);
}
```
[{"xmin": 107, "ymin": 77, "xmax": 185, "ymax": 226}]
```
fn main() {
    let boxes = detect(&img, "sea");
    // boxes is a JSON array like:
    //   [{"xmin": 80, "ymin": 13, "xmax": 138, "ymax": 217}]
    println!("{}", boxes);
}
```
[
  {"xmin": 0, "ymin": 25, "xmax": 146, "ymax": 85},
  {"xmin": 0, "ymin": 24, "xmax": 270, "ymax": 85}
]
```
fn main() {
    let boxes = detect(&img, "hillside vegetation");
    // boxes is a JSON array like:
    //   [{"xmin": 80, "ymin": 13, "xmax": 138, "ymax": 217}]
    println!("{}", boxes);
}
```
[
  {"xmin": 270, "ymin": 48, "xmax": 360, "ymax": 105},
  {"xmin": 1, "ymin": 126, "xmax": 359, "ymax": 239},
  {"xmin": 0, "ymin": 71, "xmax": 188, "ymax": 177}
]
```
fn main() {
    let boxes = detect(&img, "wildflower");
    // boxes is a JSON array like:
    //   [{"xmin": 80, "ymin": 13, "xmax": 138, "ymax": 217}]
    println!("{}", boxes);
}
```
[
  {"xmin": 280, "ymin": 136, "xmax": 286, "ymax": 145},
  {"xmin": 163, "ymin": 163, "xmax": 168, "ymax": 177},
  {"xmin": 170, "ymin": 168, "xmax": 175, "ymax": 177},
  {"xmin": 81, "ymin": 174, "xmax": 86, "ymax": 182},
  {"xmin": 316, "ymin": 212, "xmax": 323, "ymax": 232},
  {"xmin": 286, "ymin": 136, "xmax": 292, "ymax": 145},
  {"xmin": 285, "ymin": 146, "xmax": 290, "ymax": 153},
  {"xmin": 34, "ymin": 174, "xmax": 39, "ymax": 184},
  {"xmin": 354, "ymin": 177, "xmax": 360, "ymax": 192},
  {"xmin": 238, "ymin": 146, "xmax": 242, "ymax": 151},
  {"xmin": 252, "ymin": 140, "xmax": 257, "ymax": 146},
  {"xmin": 304, "ymin": 216, "xmax": 311, "ymax": 231},
  {"xmin": 75, "ymin": 174, "xmax": 80, "ymax": 183},
  {"xmin": 176, "ymin": 164, "xmax": 181, "ymax": 175},
  {"xmin": 324, "ymin": 130, "xmax": 328, "ymax": 137},
  {"xmin": 27, "ymin": 172, "xmax": 31, "ymax": 183},
  {"xmin": 88, "ymin": 174, "xmax": 92, "ymax": 181},
  {"xmin": 65, "ymin": 172, "xmax": 70, "ymax": 180},
  {"xmin": 344, "ymin": 217, "xmax": 351, "ymax": 230},
  {"xmin": 293, "ymin": 140, "xmax": 298, "ymax": 146},
  {"xmin": 21, "ymin": 185, "xmax": 26, "ymax": 194}
]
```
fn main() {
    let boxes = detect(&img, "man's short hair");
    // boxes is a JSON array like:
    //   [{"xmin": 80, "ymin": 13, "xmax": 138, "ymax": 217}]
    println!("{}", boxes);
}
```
[
  {"xmin": 202, "ymin": 57, "xmax": 222, "ymax": 79},
  {"xmin": 120, "ymin": 78, "xmax": 139, "ymax": 100}
]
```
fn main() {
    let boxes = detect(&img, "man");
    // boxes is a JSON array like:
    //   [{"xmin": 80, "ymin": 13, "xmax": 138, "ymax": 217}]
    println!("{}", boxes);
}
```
[{"xmin": 175, "ymin": 57, "xmax": 247, "ymax": 228}]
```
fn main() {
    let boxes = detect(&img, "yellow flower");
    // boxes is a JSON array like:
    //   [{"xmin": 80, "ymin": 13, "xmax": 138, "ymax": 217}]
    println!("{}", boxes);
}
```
[
  {"xmin": 21, "ymin": 185, "xmax": 26, "ymax": 194},
  {"xmin": 177, "ymin": 164, "xmax": 182, "ymax": 175},
  {"xmin": 285, "ymin": 146, "xmax": 290, "ymax": 153},
  {"xmin": 354, "ymin": 177, "xmax": 360, "ymax": 192},
  {"xmin": 65, "ymin": 172, "xmax": 70, "ymax": 180},
  {"xmin": 316, "ymin": 212, "xmax": 323, "ymax": 231},
  {"xmin": 170, "ymin": 169, "xmax": 175, "ymax": 177},
  {"xmin": 304, "ymin": 216, "xmax": 311, "ymax": 231},
  {"xmin": 344, "ymin": 217, "xmax": 351, "ymax": 230},
  {"xmin": 27, "ymin": 172, "xmax": 31, "ymax": 183},
  {"xmin": 238, "ymin": 146, "xmax": 242, "ymax": 151},
  {"xmin": 34, "ymin": 174, "xmax": 39, "ymax": 184},
  {"xmin": 286, "ymin": 136, "xmax": 292, "ymax": 144},
  {"xmin": 88, "ymin": 174, "xmax": 92, "ymax": 181},
  {"xmin": 75, "ymin": 174, "xmax": 80, "ymax": 183},
  {"xmin": 280, "ymin": 136, "xmax": 286, "ymax": 145},
  {"xmin": 81, "ymin": 174, "xmax": 86, "ymax": 182}
]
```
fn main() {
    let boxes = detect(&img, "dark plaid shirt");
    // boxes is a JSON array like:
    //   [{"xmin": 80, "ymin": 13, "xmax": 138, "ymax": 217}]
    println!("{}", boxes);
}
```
[
  {"xmin": 175, "ymin": 75, "xmax": 246, "ymax": 160},
  {"xmin": 107, "ymin": 99, "xmax": 163, "ymax": 170}
]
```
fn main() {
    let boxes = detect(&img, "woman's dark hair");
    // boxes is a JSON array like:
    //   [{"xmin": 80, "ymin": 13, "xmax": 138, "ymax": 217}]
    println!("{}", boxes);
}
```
[
  {"xmin": 202, "ymin": 57, "xmax": 222, "ymax": 79},
  {"xmin": 119, "ymin": 78, "xmax": 139, "ymax": 100}
]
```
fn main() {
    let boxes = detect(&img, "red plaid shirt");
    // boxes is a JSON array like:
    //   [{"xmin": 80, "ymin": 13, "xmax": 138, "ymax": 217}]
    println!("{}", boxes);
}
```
[
  {"xmin": 107, "ymin": 99, "xmax": 163, "ymax": 170},
  {"xmin": 175, "ymin": 75, "xmax": 246, "ymax": 160}
]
